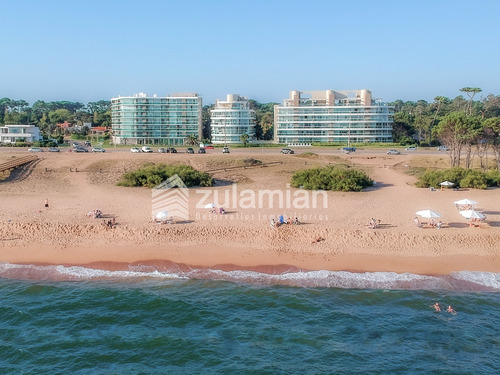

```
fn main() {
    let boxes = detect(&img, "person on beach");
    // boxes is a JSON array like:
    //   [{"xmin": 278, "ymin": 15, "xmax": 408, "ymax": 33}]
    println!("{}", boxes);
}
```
[
  {"xmin": 44, "ymin": 198, "xmax": 49, "ymax": 208},
  {"xmin": 431, "ymin": 302, "xmax": 441, "ymax": 312},
  {"xmin": 414, "ymin": 217, "xmax": 421, "ymax": 227}
]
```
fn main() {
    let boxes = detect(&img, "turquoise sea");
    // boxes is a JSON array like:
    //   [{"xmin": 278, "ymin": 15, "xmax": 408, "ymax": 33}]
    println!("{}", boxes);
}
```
[{"xmin": 1, "ymin": 263, "xmax": 499, "ymax": 374}]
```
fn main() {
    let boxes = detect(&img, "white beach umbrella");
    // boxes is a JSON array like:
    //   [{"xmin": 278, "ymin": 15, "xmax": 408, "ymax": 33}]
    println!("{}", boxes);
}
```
[
  {"xmin": 416, "ymin": 210, "xmax": 442, "ymax": 218},
  {"xmin": 155, "ymin": 211, "xmax": 169, "ymax": 220},
  {"xmin": 439, "ymin": 181, "xmax": 455, "ymax": 186},
  {"xmin": 459, "ymin": 210, "xmax": 485, "ymax": 220},
  {"xmin": 454, "ymin": 199, "xmax": 478, "ymax": 206},
  {"xmin": 204, "ymin": 203, "xmax": 216, "ymax": 209}
]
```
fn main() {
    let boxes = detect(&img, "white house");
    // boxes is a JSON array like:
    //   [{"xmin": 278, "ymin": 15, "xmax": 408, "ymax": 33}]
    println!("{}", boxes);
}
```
[{"xmin": 0, "ymin": 124, "xmax": 42, "ymax": 143}]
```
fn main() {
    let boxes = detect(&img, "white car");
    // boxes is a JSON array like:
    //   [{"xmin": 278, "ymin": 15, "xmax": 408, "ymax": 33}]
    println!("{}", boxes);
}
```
[
  {"xmin": 131, "ymin": 147, "xmax": 141, "ymax": 153},
  {"xmin": 405, "ymin": 146, "xmax": 417, "ymax": 151},
  {"xmin": 28, "ymin": 147, "xmax": 43, "ymax": 152},
  {"xmin": 92, "ymin": 147, "xmax": 105, "ymax": 153},
  {"xmin": 387, "ymin": 149, "xmax": 401, "ymax": 155},
  {"xmin": 437, "ymin": 145, "xmax": 449, "ymax": 151}
]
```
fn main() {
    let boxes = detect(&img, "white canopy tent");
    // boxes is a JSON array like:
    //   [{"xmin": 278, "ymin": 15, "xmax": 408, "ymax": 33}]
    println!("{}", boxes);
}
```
[{"xmin": 416, "ymin": 210, "xmax": 442, "ymax": 218}]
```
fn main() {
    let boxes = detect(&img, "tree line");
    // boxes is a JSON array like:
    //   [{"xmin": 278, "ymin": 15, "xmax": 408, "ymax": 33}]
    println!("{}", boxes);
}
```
[
  {"xmin": 390, "ymin": 88, "xmax": 500, "ymax": 170},
  {"xmin": 0, "ymin": 98, "xmax": 111, "ymax": 137}
]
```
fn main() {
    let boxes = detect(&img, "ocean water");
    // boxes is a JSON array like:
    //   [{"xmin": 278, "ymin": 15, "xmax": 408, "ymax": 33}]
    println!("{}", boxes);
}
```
[{"xmin": 0, "ymin": 263, "xmax": 499, "ymax": 374}]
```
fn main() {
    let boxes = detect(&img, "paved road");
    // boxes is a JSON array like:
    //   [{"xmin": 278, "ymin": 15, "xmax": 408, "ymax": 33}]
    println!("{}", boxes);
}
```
[{"xmin": 0, "ymin": 146, "xmax": 449, "ymax": 157}]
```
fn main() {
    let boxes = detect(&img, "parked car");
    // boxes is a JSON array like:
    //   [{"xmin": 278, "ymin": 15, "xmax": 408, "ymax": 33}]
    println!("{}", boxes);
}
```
[
  {"xmin": 204, "ymin": 145, "xmax": 214, "ymax": 149},
  {"xmin": 158, "ymin": 148, "xmax": 167, "ymax": 153},
  {"xmin": 84, "ymin": 141, "xmax": 91, "ymax": 146},
  {"xmin": 28, "ymin": 147, "xmax": 43, "ymax": 152},
  {"xmin": 72, "ymin": 142, "xmax": 80, "ymax": 148},
  {"xmin": 198, "ymin": 148, "xmax": 206, "ymax": 154},
  {"xmin": 74, "ymin": 147, "xmax": 89, "ymax": 153},
  {"xmin": 92, "ymin": 147, "xmax": 105, "ymax": 153},
  {"xmin": 386, "ymin": 149, "xmax": 401, "ymax": 155},
  {"xmin": 280, "ymin": 148, "xmax": 294, "ymax": 154},
  {"xmin": 405, "ymin": 146, "xmax": 417, "ymax": 151},
  {"xmin": 222, "ymin": 147, "xmax": 230, "ymax": 154},
  {"xmin": 437, "ymin": 145, "xmax": 449, "ymax": 151},
  {"xmin": 341, "ymin": 147, "xmax": 356, "ymax": 153},
  {"xmin": 141, "ymin": 146, "xmax": 153, "ymax": 153},
  {"xmin": 186, "ymin": 147, "xmax": 194, "ymax": 154},
  {"xmin": 167, "ymin": 147, "xmax": 177, "ymax": 153},
  {"xmin": 131, "ymin": 147, "xmax": 141, "ymax": 153},
  {"xmin": 48, "ymin": 147, "xmax": 60, "ymax": 152}
]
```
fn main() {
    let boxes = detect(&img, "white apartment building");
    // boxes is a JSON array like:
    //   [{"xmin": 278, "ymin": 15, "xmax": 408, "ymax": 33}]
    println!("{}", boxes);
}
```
[
  {"xmin": 0, "ymin": 124, "xmax": 42, "ymax": 143},
  {"xmin": 111, "ymin": 92, "xmax": 202, "ymax": 145},
  {"xmin": 210, "ymin": 94, "xmax": 256, "ymax": 144},
  {"xmin": 274, "ymin": 90, "xmax": 394, "ymax": 145}
]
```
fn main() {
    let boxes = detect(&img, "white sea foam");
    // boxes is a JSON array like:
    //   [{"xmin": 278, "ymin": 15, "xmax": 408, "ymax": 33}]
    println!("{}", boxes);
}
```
[{"xmin": 0, "ymin": 263, "xmax": 499, "ymax": 291}]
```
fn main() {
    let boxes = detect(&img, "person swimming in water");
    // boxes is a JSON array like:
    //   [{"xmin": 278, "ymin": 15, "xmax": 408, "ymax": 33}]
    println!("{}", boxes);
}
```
[
  {"xmin": 431, "ymin": 302, "xmax": 441, "ymax": 312},
  {"xmin": 446, "ymin": 305, "xmax": 457, "ymax": 315}
]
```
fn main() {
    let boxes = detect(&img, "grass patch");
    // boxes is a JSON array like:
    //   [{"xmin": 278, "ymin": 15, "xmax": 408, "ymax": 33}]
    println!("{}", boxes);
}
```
[{"xmin": 296, "ymin": 152, "xmax": 319, "ymax": 158}]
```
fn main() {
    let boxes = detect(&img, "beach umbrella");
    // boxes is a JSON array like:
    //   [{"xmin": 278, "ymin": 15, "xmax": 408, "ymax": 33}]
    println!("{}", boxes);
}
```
[
  {"xmin": 204, "ymin": 203, "xmax": 216, "ymax": 209},
  {"xmin": 155, "ymin": 211, "xmax": 169, "ymax": 220},
  {"xmin": 416, "ymin": 210, "xmax": 442, "ymax": 218},
  {"xmin": 454, "ymin": 199, "xmax": 478, "ymax": 206},
  {"xmin": 439, "ymin": 181, "xmax": 455, "ymax": 186},
  {"xmin": 459, "ymin": 210, "xmax": 485, "ymax": 220}
]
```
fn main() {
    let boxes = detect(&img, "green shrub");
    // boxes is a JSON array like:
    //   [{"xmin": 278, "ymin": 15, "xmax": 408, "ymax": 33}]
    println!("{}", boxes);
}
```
[
  {"xmin": 291, "ymin": 165, "xmax": 373, "ymax": 192},
  {"xmin": 416, "ymin": 167, "xmax": 498, "ymax": 189},
  {"xmin": 117, "ymin": 164, "xmax": 213, "ymax": 188},
  {"xmin": 485, "ymin": 169, "xmax": 500, "ymax": 187}
]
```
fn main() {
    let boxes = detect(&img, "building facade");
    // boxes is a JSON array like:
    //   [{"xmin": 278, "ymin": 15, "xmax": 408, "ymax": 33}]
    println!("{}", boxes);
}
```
[
  {"xmin": 274, "ymin": 90, "xmax": 394, "ymax": 145},
  {"xmin": 111, "ymin": 92, "xmax": 202, "ymax": 145},
  {"xmin": 210, "ymin": 94, "xmax": 256, "ymax": 144},
  {"xmin": 0, "ymin": 124, "xmax": 42, "ymax": 143}
]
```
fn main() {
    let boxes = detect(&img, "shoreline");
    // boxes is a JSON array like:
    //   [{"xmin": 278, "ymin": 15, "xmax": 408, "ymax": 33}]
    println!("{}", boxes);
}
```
[{"xmin": 1, "ymin": 241, "xmax": 499, "ymax": 276}]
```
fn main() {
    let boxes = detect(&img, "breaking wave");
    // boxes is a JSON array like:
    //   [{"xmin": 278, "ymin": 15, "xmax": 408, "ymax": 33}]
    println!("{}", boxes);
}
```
[{"xmin": 0, "ymin": 262, "xmax": 498, "ymax": 292}]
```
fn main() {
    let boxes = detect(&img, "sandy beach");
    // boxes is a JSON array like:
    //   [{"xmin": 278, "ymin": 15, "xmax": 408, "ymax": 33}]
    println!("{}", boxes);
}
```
[{"xmin": 1, "ymin": 148, "xmax": 499, "ymax": 275}]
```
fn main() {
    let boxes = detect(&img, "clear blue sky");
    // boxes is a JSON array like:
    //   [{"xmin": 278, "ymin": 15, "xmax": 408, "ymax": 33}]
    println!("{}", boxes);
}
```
[{"xmin": 1, "ymin": 0, "xmax": 499, "ymax": 106}]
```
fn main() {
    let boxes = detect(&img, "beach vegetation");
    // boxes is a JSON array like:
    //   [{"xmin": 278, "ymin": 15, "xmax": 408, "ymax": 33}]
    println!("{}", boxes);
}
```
[
  {"xmin": 416, "ymin": 167, "xmax": 499, "ymax": 189},
  {"xmin": 117, "ymin": 164, "xmax": 213, "ymax": 188},
  {"xmin": 297, "ymin": 152, "xmax": 319, "ymax": 158},
  {"xmin": 243, "ymin": 158, "xmax": 262, "ymax": 166},
  {"xmin": 290, "ymin": 165, "xmax": 373, "ymax": 192}
]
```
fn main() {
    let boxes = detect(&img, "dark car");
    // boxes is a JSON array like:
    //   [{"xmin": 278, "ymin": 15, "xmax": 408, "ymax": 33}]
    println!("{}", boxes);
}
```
[
  {"xmin": 74, "ymin": 147, "xmax": 89, "ymax": 153},
  {"xmin": 198, "ymin": 148, "xmax": 206, "ymax": 154},
  {"xmin": 186, "ymin": 147, "xmax": 194, "ymax": 154},
  {"xmin": 222, "ymin": 147, "xmax": 230, "ymax": 154},
  {"xmin": 342, "ymin": 147, "xmax": 356, "ymax": 153},
  {"xmin": 167, "ymin": 147, "xmax": 177, "ymax": 153},
  {"xmin": 84, "ymin": 141, "xmax": 91, "ymax": 146}
]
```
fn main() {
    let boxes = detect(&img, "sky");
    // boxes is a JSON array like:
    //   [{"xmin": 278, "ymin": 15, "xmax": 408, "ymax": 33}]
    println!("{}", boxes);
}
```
[{"xmin": 1, "ymin": 0, "xmax": 499, "ymax": 106}]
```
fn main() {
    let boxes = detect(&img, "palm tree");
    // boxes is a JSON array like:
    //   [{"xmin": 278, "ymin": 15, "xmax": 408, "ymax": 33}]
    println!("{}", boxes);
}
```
[{"xmin": 184, "ymin": 134, "xmax": 199, "ymax": 146}]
